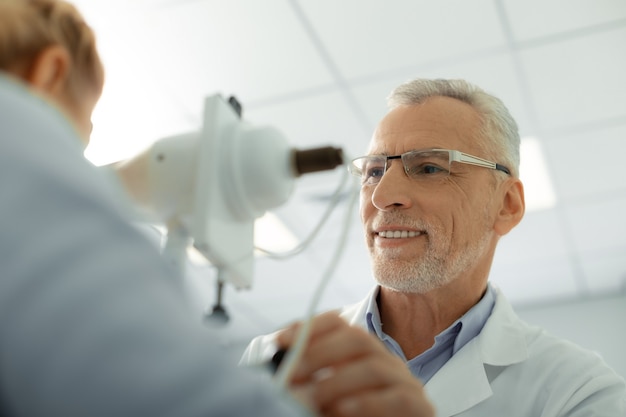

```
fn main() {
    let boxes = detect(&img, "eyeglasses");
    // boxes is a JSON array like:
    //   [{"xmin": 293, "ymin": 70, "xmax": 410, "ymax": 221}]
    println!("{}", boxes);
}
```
[{"xmin": 348, "ymin": 149, "xmax": 511, "ymax": 186}]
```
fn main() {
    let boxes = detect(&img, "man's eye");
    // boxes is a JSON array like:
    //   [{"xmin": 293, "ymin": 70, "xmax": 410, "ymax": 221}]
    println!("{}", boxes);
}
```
[
  {"xmin": 411, "ymin": 163, "xmax": 447, "ymax": 176},
  {"xmin": 364, "ymin": 166, "xmax": 385, "ymax": 183}
]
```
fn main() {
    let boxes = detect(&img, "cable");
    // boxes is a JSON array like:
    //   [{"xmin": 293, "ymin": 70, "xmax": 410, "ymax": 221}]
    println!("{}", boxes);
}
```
[
  {"xmin": 254, "ymin": 166, "xmax": 350, "ymax": 259},
  {"xmin": 273, "ymin": 175, "xmax": 360, "ymax": 390}
]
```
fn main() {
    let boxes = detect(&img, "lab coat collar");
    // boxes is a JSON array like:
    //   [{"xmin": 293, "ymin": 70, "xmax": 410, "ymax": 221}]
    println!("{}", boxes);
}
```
[
  {"xmin": 424, "ymin": 286, "xmax": 529, "ymax": 417},
  {"xmin": 340, "ymin": 285, "xmax": 377, "ymax": 327},
  {"xmin": 340, "ymin": 285, "xmax": 529, "ymax": 417}
]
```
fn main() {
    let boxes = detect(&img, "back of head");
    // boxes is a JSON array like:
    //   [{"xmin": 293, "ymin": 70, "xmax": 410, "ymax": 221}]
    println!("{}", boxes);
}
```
[
  {"xmin": 387, "ymin": 78, "xmax": 521, "ymax": 178},
  {"xmin": 0, "ymin": 0, "xmax": 103, "ymax": 94}
]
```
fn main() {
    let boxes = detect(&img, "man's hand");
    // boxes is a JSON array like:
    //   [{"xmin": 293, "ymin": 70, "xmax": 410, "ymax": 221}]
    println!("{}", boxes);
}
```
[{"xmin": 276, "ymin": 311, "xmax": 435, "ymax": 417}]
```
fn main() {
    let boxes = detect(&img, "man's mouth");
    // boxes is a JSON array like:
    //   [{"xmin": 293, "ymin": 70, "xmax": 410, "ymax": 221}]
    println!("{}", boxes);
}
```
[{"xmin": 377, "ymin": 230, "xmax": 424, "ymax": 239}]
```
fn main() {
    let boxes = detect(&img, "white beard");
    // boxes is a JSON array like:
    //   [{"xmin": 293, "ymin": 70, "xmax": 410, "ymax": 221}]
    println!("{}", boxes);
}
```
[{"xmin": 369, "ymin": 212, "xmax": 492, "ymax": 294}]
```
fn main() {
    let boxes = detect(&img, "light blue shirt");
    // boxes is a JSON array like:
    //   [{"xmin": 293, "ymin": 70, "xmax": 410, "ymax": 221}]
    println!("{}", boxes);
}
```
[
  {"xmin": 0, "ymin": 75, "xmax": 307, "ymax": 417},
  {"xmin": 366, "ymin": 284, "xmax": 496, "ymax": 383}
]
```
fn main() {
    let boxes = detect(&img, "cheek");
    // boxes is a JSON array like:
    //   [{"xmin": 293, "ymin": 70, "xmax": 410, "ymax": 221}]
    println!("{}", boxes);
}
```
[
  {"xmin": 359, "ymin": 190, "xmax": 373, "ymax": 222},
  {"xmin": 449, "ymin": 204, "xmax": 491, "ymax": 248}
]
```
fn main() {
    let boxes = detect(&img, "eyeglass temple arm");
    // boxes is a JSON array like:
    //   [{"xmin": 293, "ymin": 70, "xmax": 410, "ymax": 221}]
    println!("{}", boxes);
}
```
[{"xmin": 454, "ymin": 151, "xmax": 511, "ymax": 175}]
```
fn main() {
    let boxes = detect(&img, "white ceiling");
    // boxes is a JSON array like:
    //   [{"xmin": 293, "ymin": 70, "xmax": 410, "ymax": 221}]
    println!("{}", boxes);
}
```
[{"xmin": 74, "ymin": 0, "xmax": 626, "ymax": 344}]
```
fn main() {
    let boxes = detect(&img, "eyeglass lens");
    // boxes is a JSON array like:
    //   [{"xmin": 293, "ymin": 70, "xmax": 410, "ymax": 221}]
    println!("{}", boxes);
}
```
[{"xmin": 355, "ymin": 150, "xmax": 452, "ymax": 185}]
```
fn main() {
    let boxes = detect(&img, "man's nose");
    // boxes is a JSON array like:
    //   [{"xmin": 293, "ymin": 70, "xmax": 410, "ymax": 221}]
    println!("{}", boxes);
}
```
[{"xmin": 370, "ymin": 160, "xmax": 413, "ymax": 211}]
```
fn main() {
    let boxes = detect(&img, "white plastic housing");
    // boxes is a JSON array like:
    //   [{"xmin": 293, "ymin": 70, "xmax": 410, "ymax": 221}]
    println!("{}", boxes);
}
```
[
  {"xmin": 119, "ymin": 94, "xmax": 297, "ymax": 289},
  {"xmin": 190, "ymin": 95, "xmax": 296, "ymax": 288}
]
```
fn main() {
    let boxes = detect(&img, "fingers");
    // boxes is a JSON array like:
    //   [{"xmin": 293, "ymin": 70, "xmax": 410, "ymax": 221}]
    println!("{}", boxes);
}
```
[
  {"xmin": 320, "ymin": 385, "xmax": 436, "ymax": 417},
  {"xmin": 293, "ymin": 360, "xmax": 435, "ymax": 417},
  {"xmin": 276, "ymin": 312, "xmax": 389, "ymax": 383},
  {"xmin": 275, "ymin": 311, "xmax": 435, "ymax": 417},
  {"xmin": 276, "ymin": 310, "xmax": 346, "ymax": 348},
  {"xmin": 312, "ymin": 354, "xmax": 411, "ymax": 407}
]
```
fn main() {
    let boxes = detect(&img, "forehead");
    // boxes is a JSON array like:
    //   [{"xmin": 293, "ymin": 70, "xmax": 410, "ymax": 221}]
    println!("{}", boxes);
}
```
[{"xmin": 368, "ymin": 96, "xmax": 482, "ymax": 155}]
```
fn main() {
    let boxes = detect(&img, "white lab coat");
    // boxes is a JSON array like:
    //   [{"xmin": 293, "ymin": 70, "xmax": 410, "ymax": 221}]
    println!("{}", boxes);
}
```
[{"xmin": 241, "ymin": 286, "xmax": 626, "ymax": 417}]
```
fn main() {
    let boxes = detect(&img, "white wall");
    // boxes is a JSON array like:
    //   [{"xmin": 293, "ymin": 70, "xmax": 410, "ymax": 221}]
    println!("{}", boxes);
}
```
[{"xmin": 514, "ymin": 294, "xmax": 626, "ymax": 379}]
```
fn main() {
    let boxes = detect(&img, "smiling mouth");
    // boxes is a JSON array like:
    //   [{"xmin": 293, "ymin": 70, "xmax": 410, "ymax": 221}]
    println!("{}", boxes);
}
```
[{"xmin": 377, "ymin": 230, "xmax": 424, "ymax": 239}]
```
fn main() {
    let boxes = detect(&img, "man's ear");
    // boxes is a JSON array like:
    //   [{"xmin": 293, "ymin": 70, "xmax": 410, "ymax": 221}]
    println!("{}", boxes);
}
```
[
  {"xmin": 494, "ymin": 178, "xmax": 525, "ymax": 236},
  {"xmin": 26, "ymin": 45, "xmax": 71, "ymax": 95}
]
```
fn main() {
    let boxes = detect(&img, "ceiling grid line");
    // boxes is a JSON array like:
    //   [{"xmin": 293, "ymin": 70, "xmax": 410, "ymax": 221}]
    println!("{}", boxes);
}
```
[
  {"xmin": 515, "ymin": 17, "xmax": 626, "ymax": 50},
  {"xmin": 243, "ymin": 83, "xmax": 339, "ymax": 110},
  {"xmin": 493, "ymin": 0, "xmax": 542, "ymax": 132},
  {"xmin": 542, "ymin": 114, "xmax": 626, "ymax": 138},
  {"xmin": 562, "ymin": 190, "xmax": 626, "ymax": 208},
  {"xmin": 245, "ymin": 43, "xmax": 512, "ymax": 110},
  {"xmin": 494, "ymin": 0, "xmax": 590, "ymax": 296},
  {"xmin": 344, "ymin": 45, "xmax": 511, "ymax": 88},
  {"xmin": 70, "ymin": 0, "xmax": 626, "ymax": 336},
  {"xmin": 288, "ymin": 0, "xmax": 373, "ymax": 133}
]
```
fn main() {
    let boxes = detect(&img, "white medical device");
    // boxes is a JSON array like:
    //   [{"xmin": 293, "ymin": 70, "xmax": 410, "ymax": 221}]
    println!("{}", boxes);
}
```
[{"xmin": 116, "ymin": 94, "xmax": 343, "ymax": 316}]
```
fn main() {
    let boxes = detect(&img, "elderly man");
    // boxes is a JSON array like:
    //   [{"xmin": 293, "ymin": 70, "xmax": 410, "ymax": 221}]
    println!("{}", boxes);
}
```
[
  {"xmin": 0, "ymin": 0, "xmax": 435, "ymax": 415},
  {"xmin": 241, "ymin": 78, "xmax": 626, "ymax": 417}
]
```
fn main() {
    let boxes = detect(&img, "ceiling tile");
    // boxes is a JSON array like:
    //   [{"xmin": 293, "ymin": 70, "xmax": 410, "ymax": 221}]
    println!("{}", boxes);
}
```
[
  {"xmin": 579, "ymin": 249, "xmax": 626, "ymax": 294},
  {"xmin": 492, "ymin": 208, "xmax": 571, "ymax": 265},
  {"xmin": 520, "ymin": 27, "xmax": 626, "ymax": 131},
  {"xmin": 502, "ymin": 0, "xmax": 626, "ymax": 41},
  {"xmin": 490, "ymin": 257, "xmax": 580, "ymax": 305},
  {"xmin": 244, "ymin": 91, "xmax": 372, "ymax": 159},
  {"xmin": 564, "ymin": 194, "xmax": 626, "ymax": 253},
  {"xmin": 71, "ymin": 0, "xmax": 626, "ymax": 316},
  {"xmin": 543, "ymin": 124, "xmax": 626, "ymax": 202},
  {"xmin": 350, "ymin": 53, "xmax": 536, "ymax": 138},
  {"xmin": 299, "ymin": 0, "xmax": 506, "ymax": 80},
  {"xmin": 96, "ymin": 0, "xmax": 334, "ymax": 117}
]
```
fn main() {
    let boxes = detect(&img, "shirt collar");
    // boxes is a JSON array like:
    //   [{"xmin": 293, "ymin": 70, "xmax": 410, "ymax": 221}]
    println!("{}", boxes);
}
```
[
  {"xmin": 365, "ymin": 286, "xmax": 384, "ymax": 337},
  {"xmin": 452, "ymin": 283, "xmax": 495, "ymax": 354},
  {"xmin": 364, "ymin": 283, "xmax": 496, "ymax": 353}
]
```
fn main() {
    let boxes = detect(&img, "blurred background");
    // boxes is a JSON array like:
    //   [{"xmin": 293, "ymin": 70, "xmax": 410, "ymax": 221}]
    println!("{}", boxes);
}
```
[{"xmin": 72, "ymin": 0, "xmax": 626, "ymax": 376}]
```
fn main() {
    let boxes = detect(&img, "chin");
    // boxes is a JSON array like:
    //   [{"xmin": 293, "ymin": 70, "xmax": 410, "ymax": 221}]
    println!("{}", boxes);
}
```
[
  {"xmin": 377, "ymin": 279, "xmax": 436, "ymax": 295},
  {"xmin": 372, "ymin": 258, "xmax": 457, "ymax": 295}
]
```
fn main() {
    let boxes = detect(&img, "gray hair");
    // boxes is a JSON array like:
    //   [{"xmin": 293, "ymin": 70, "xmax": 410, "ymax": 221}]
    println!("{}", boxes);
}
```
[{"xmin": 387, "ymin": 78, "xmax": 520, "ymax": 177}]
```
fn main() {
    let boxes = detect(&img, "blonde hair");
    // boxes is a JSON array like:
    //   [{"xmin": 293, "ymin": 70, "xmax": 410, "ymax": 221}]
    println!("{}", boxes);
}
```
[{"xmin": 0, "ymin": 0, "xmax": 103, "ymax": 93}]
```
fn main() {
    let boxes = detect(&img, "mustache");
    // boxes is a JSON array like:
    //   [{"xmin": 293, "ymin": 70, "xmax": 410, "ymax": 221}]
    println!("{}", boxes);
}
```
[{"xmin": 372, "ymin": 212, "xmax": 430, "ymax": 232}]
